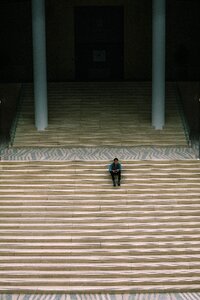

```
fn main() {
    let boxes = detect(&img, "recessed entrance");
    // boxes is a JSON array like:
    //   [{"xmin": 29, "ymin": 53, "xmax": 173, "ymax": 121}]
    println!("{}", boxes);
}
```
[{"xmin": 75, "ymin": 6, "xmax": 124, "ymax": 81}]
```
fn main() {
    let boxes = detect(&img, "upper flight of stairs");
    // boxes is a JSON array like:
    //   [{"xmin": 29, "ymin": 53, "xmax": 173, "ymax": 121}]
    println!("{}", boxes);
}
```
[
  {"xmin": 0, "ymin": 160, "xmax": 200, "ymax": 293},
  {"xmin": 12, "ymin": 82, "xmax": 188, "ymax": 147}
]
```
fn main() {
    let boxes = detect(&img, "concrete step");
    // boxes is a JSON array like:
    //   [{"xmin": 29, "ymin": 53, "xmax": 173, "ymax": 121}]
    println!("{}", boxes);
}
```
[
  {"xmin": 12, "ymin": 82, "xmax": 188, "ymax": 147},
  {"xmin": 0, "ymin": 160, "xmax": 200, "ymax": 292}
]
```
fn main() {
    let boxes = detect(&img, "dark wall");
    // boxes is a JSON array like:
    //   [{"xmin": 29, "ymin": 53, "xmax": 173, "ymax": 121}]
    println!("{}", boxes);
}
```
[
  {"xmin": 166, "ymin": 0, "xmax": 200, "ymax": 81},
  {"xmin": 0, "ymin": 0, "xmax": 33, "ymax": 82},
  {"xmin": 0, "ymin": 83, "xmax": 21, "ymax": 136},
  {"xmin": 178, "ymin": 82, "xmax": 200, "ymax": 133},
  {"xmin": 0, "ymin": 0, "xmax": 199, "ymax": 82},
  {"xmin": 74, "ymin": 6, "xmax": 124, "ymax": 80}
]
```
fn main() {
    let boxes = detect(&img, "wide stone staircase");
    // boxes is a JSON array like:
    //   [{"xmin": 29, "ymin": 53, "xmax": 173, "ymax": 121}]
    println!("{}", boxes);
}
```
[
  {"xmin": 12, "ymin": 82, "xmax": 188, "ymax": 147},
  {"xmin": 0, "ymin": 160, "xmax": 200, "ymax": 292}
]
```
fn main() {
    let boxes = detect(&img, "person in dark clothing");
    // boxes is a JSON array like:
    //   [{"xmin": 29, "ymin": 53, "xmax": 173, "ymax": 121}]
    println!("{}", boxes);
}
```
[{"xmin": 109, "ymin": 158, "xmax": 122, "ymax": 186}]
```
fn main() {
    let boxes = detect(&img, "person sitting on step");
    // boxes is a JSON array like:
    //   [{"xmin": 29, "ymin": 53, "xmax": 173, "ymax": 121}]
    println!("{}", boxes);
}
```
[{"xmin": 109, "ymin": 158, "xmax": 121, "ymax": 187}]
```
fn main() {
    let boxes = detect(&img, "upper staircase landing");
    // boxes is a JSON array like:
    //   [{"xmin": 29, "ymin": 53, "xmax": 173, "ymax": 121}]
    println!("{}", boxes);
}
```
[{"xmin": 12, "ymin": 82, "xmax": 188, "ymax": 148}]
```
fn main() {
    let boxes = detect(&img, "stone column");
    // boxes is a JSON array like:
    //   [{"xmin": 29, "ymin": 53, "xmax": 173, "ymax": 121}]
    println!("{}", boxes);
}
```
[
  {"xmin": 32, "ymin": 0, "xmax": 48, "ymax": 131},
  {"xmin": 152, "ymin": 0, "xmax": 166, "ymax": 129}
]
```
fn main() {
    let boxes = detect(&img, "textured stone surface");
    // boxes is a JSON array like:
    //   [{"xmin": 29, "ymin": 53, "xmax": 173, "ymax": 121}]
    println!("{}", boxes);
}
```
[
  {"xmin": 12, "ymin": 82, "xmax": 188, "ymax": 148},
  {"xmin": 0, "ymin": 160, "xmax": 200, "ymax": 293},
  {"xmin": 0, "ymin": 294, "xmax": 200, "ymax": 300},
  {"xmin": 0, "ymin": 146, "xmax": 196, "ymax": 161}
]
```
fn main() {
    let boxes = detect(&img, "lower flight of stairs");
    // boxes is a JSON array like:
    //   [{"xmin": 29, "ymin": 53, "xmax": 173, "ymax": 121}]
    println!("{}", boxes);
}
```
[{"xmin": 0, "ymin": 160, "xmax": 200, "ymax": 292}]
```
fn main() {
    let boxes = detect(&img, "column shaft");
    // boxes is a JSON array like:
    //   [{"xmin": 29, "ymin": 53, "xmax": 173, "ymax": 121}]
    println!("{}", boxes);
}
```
[
  {"xmin": 32, "ymin": 0, "xmax": 48, "ymax": 131},
  {"xmin": 152, "ymin": 0, "xmax": 166, "ymax": 129}
]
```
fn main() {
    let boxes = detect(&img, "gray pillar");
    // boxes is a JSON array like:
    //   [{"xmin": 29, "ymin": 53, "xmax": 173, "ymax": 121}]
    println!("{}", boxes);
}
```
[
  {"xmin": 152, "ymin": 0, "xmax": 166, "ymax": 129},
  {"xmin": 32, "ymin": 0, "xmax": 48, "ymax": 131}
]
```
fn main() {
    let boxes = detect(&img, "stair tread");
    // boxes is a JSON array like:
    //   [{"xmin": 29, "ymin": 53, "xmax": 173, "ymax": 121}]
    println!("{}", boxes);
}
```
[
  {"xmin": 12, "ymin": 82, "xmax": 188, "ymax": 147},
  {"xmin": 1, "ymin": 159, "xmax": 200, "ymax": 292}
]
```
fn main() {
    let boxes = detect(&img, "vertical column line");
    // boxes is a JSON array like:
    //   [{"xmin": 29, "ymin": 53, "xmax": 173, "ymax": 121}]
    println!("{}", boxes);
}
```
[
  {"xmin": 32, "ymin": 0, "xmax": 48, "ymax": 131},
  {"xmin": 152, "ymin": 0, "xmax": 166, "ymax": 130}
]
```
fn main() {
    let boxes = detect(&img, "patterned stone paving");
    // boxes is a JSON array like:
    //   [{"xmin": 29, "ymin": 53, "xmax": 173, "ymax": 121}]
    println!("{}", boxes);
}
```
[
  {"xmin": 1, "ymin": 131, "xmax": 199, "ymax": 161},
  {"xmin": 0, "ymin": 145, "xmax": 197, "ymax": 161},
  {"xmin": 0, "ymin": 293, "xmax": 200, "ymax": 300}
]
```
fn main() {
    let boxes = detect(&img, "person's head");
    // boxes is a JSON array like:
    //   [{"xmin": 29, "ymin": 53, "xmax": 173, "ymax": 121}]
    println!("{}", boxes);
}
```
[{"xmin": 113, "ymin": 158, "xmax": 119, "ymax": 165}]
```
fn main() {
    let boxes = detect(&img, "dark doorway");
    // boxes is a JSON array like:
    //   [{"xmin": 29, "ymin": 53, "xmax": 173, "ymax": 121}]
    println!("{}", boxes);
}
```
[{"xmin": 75, "ymin": 6, "xmax": 124, "ymax": 81}]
